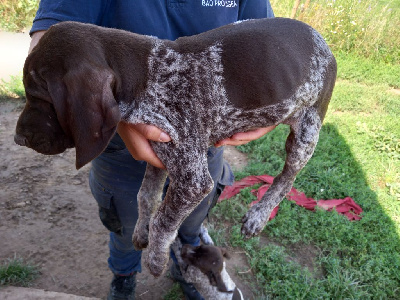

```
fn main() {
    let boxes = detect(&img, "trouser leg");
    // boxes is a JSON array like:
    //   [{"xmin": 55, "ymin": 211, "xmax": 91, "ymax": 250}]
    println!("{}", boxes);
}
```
[
  {"xmin": 89, "ymin": 135, "xmax": 147, "ymax": 275},
  {"xmin": 89, "ymin": 135, "xmax": 233, "ymax": 274}
]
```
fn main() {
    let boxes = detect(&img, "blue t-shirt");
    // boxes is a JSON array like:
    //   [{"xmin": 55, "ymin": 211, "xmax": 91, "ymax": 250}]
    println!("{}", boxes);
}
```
[{"xmin": 31, "ymin": 0, "xmax": 274, "ymax": 40}]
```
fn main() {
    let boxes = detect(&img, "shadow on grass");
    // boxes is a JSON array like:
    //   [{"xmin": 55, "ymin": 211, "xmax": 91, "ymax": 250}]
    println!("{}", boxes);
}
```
[{"xmin": 213, "ymin": 123, "xmax": 400, "ymax": 298}]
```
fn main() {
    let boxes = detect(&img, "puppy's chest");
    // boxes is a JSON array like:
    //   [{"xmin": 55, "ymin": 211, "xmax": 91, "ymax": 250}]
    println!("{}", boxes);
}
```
[
  {"xmin": 148, "ymin": 42, "xmax": 228, "ymax": 123},
  {"xmin": 120, "ymin": 42, "xmax": 230, "ymax": 142}
]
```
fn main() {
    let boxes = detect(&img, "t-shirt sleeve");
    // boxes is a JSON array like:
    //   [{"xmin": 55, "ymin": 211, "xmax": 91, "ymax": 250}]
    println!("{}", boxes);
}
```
[
  {"xmin": 30, "ymin": 0, "xmax": 108, "ymax": 35},
  {"xmin": 238, "ymin": 0, "xmax": 275, "ymax": 20}
]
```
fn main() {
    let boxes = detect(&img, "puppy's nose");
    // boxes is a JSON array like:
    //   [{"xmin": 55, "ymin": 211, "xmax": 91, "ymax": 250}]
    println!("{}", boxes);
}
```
[{"xmin": 14, "ymin": 134, "xmax": 28, "ymax": 146}]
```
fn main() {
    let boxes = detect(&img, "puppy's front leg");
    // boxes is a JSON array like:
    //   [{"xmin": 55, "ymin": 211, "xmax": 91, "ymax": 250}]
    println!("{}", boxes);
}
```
[
  {"xmin": 145, "ymin": 153, "xmax": 213, "ymax": 276},
  {"xmin": 133, "ymin": 164, "xmax": 167, "ymax": 250}
]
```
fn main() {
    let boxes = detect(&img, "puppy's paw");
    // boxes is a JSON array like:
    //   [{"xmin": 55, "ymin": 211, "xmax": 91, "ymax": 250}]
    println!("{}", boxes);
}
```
[
  {"xmin": 145, "ymin": 249, "xmax": 169, "ymax": 277},
  {"xmin": 132, "ymin": 233, "xmax": 148, "ymax": 250},
  {"xmin": 132, "ymin": 224, "xmax": 149, "ymax": 250},
  {"xmin": 241, "ymin": 205, "xmax": 270, "ymax": 239}
]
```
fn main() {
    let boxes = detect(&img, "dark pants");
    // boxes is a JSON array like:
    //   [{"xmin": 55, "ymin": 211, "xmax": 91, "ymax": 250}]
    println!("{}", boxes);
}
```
[{"xmin": 89, "ymin": 134, "xmax": 233, "ymax": 275}]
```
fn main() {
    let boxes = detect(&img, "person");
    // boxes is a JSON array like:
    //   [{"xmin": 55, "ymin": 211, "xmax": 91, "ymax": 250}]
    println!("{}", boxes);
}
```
[{"xmin": 28, "ymin": 1, "xmax": 275, "ymax": 299}]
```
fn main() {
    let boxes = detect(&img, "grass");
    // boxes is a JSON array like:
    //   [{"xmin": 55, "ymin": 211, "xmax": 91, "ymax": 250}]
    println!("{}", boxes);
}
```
[
  {"xmin": 163, "ymin": 283, "xmax": 184, "ymax": 300},
  {"xmin": 209, "ymin": 47, "xmax": 400, "ymax": 299},
  {"xmin": 0, "ymin": 256, "xmax": 39, "ymax": 287},
  {"xmin": 271, "ymin": 0, "xmax": 400, "ymax": 64},
  {"xmin": 0, "ymin": 75, "xmax": 25, "ymax": 100},
  {"xmin": 0, "ymin": 0, "xmax": 39, "ymax": 32}
]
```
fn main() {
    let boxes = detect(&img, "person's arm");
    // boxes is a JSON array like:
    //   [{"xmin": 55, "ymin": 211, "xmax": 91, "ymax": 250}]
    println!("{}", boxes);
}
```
[{"xmin": 29, "ymin": 30, "xmax": 46, "ymax": 53}]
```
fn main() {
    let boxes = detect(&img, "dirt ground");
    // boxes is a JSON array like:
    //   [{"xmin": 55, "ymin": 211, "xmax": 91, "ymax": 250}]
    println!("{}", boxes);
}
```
[{"xmin": 0, "ymin": 98, "xmax": 254, "ymax": 299}]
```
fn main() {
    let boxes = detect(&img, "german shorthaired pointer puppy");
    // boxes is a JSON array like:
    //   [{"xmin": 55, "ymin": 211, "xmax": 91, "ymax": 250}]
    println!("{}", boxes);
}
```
[
  {"xmin": 171, "ymin": 236, "xmax": 243, "ymax": 300},
  {"xmin": 15, "ymin": 18, "xmax": 337, "ymax": 277}
]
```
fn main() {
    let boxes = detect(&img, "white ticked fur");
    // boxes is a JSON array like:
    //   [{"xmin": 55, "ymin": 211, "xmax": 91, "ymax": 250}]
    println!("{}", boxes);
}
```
[{"xmin": 120, "ymin": 28, "xmax": 332, "ymax": 146}]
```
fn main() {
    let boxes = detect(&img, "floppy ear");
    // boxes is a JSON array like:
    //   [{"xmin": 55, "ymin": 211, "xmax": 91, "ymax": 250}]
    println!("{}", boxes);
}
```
[
  {"xmin": 219, "ymin": 247, "xmax": 230, "ymax": 259},
  {"xmin": 47, "ymin": 67, "xmax": 120, "ymax": 169}
]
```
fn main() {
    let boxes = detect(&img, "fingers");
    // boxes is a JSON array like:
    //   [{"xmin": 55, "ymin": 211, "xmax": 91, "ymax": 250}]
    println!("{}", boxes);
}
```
[
  {"xmin": 117, "ymin": 122, "xmax": 170, "ymax": 169},
  {"xmin": 231, "ymin": 126, "xmax": 277, "ymax": 141},
  {"xmin": 133, "ymin": 123, "xmax": 171, "ymax": 142},
  {"xmin": 215, "ymin": 125, "xmax": 276, "ymax": 147},
  {"xmin": 118, "ymin": 122, "xmax": 275, "ymax": 165}
]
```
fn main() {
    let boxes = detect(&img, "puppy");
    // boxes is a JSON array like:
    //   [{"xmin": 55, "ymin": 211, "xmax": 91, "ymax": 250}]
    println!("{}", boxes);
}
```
[
  {"xmin": 171, "ymin": 238, "xmax": 243, "ymax": 300},
  {"xmin": 15, "ymin": 18, "xmax": 336, "ymax": 276}
]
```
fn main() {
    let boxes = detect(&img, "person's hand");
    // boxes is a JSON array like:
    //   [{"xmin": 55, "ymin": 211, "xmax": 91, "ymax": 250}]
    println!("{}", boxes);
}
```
[
  {"xmin": 117, "ymin": 122, "xmax": 171, "ymax": 169},
  {"xmin": 215, "ymin": 125, "xmax": 276, "ymax": 147}
]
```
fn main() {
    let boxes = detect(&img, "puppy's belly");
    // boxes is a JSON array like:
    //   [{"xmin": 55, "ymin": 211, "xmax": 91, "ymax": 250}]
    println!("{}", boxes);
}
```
[{"xmin": 210, "ymin": 101, "xmax": 294, "ymax": 143}]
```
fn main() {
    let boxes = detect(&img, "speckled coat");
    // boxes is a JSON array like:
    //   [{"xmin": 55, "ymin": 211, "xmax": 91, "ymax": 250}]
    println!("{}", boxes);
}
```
[{"xmin": 16, "ymin": 18, "xmax": 336, "ymax": 277}]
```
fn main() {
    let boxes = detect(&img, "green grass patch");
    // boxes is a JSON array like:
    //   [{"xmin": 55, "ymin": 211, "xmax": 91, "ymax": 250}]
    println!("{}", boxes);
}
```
[
  {"xmin": 271, "ymin": 0, "xmax": 400, "ymax": 64},
  {"xmin": 0, "ymin": 256, "xmax": 39, "ymax": 286},
  {"xmin": 331, "ymin": 80, "xmax": 400, "ymax": 116},
  {"xmin": 336, "ymin": 52, "xmax": 400, "ymax": 88},
  {"xmin": 0, "ymin": 75, "xmax": 25, "ymax": 100},
  {"xmin": 163, "ymin": 282, "xmax": 184, "ymax": 300}
]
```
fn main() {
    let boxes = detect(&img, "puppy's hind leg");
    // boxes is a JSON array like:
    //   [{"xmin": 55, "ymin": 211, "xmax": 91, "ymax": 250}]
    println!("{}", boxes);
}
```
[
  {"xmin": 133, "ymin": 164, "xmax": 167, "ymax": 250},
  {"xmin": 241, "ymin": 107, "xmax": 322, "ymax": 238}
]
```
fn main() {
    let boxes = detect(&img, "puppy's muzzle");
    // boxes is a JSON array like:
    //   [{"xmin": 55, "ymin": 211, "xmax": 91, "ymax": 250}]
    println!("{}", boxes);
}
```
[
  {"xmin": 14, "ymin": 132, "xmax": 74, "ymax": 155},
  {"xmin": 14, "ymin": 134, "xmax": 28, "ymax": 147}
]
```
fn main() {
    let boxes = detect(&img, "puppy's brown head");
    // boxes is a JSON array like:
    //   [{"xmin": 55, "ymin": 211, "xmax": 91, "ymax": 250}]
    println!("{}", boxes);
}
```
[
  {"xmin": 14, "ymin": 92, "xmax": 75, "ymax": 155},
  {"xmin": 15, "ymin": 23, "xmax": 121, "ymax": 169},
  {"xmin": 181, "ymin": 244, "xmax": 232, "ymax": 293}
]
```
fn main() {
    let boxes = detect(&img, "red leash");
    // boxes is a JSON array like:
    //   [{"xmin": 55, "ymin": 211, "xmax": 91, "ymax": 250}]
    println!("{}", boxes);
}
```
[{"xmin": 219, "ymin": 175, "xmax": 362, "ymax": 221}]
